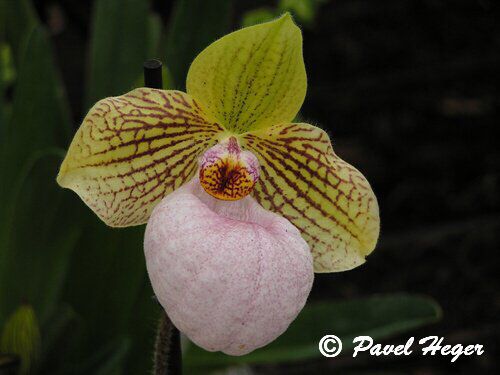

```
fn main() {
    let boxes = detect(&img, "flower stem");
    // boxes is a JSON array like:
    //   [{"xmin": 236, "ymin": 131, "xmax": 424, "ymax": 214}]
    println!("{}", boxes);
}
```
[
  {"xmin": 144, "ymin": 60, "xmax": 182, "ymax": 374},
  {"xmin": 153, "ymin": 312, "xmax": 182, "ymax": 375}
]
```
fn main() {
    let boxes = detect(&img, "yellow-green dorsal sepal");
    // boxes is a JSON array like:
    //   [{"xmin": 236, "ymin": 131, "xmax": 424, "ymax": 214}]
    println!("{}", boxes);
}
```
[{"xmin": 187, "ymin": 13, "xmax": 307, "ymax": 134}]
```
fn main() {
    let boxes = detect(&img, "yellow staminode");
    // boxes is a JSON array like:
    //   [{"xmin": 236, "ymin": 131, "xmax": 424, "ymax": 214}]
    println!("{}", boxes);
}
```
[
  {"xmin": 199, "ymin": 137, "xmax": 260, "ymax": 201},
  {"xmin": 57, "ymin": 14, "xmax": 380, "ymax": 272},
  {"xmin": 199, "ymin": 156, "xmax": 258, "ymax": 201}
]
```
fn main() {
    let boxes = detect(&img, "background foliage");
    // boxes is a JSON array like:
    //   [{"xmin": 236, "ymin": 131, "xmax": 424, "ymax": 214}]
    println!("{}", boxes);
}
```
[{"xmin": 1, "ymin": 0, "xmax": 498, "ymax": 374}]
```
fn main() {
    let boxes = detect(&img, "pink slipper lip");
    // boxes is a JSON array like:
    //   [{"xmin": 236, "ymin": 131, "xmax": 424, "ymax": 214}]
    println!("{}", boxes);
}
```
[{"xmin": 144, "ymin": 177, "xmax": 314, "ymax": 355}]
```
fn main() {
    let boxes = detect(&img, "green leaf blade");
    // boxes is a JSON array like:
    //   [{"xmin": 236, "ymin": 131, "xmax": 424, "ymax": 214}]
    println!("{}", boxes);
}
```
[
  {"xmin": 164, "ymin": 0, "xmax": 232, "ymax": 89},
  {"xmin": 0, "ymin": 26, "xmax": 74, "ymax": 325},
  {"xmin": 85, "ymin": 0, "xmax": 150, "ymax": 106}
]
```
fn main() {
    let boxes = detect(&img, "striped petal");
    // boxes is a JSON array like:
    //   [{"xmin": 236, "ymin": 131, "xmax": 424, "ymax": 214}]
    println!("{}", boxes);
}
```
[
  {"xmin": 57, "ymin": 88, "xmax": 224, "ymax": 227},
  {"xmin": 240, "ymin": 123, "xmax": 380, "ymax": 272},
  {"xmin": 186, "ymin": 13, "xmax": 306, "ymax": 133}
]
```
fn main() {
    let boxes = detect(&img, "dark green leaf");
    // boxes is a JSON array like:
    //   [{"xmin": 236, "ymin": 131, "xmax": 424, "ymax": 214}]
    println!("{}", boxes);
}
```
[
  {"xmin": 93, "ymin": 338, "xmax": 131, "ymax": 375},
  {"xmin": 38, "ymin": 305, "xmax": 83, "ymax": 374},
  {"xmin": 0, "ymin": 44, "xmax": 6, "ymax": 138},
  {"xmin": 122, "ymin": 279, "xmax": 159, "ymax": 375},
  {"xmin": 72, "ymin": 337, "xmax": 131, "ymax": 375},
  {"xmin": 0, "ymin": 0, "xmax": 36, "ymax": 64},
  {"xmin": 147, "ymin": 14, "xmax": 162, "ymax": 59},
  {"xmin": 0, "ymin": 26, "xmax": 71, "ymax": 184},
  {"xmin": 241, "ymin": 8, "xmax": 277, "ymax": 27},
  {"xmin": 61, "ymin": 222, "xmax": 156, "ymax": 375},
  {"xmin": 85, "ymin": 0, "xmax": 150, "ymax": 106},
  {"xmin": 0, "ymin": 152, "xmax": 81, "ymax": 325},
  {"xmin": 0, "ymin": 26, "xmax": 74, "ymax": 325},
  {"xmin": 164, "ymin": 0, "xmax": 232, "ymax": 89}
]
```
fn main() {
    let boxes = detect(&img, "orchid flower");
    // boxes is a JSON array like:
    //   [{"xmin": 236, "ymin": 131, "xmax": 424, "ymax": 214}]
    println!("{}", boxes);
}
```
[{"xmin": 57, "ymin": 14, "xmax": 379, "ymax": 355}]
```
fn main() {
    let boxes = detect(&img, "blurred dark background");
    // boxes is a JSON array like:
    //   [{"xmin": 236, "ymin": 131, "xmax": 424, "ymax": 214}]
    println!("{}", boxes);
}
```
[
  {"xmin": 1, "ymin": 0, "xmax": 499, "ymax": 374},
  {"xmin": 303, "ymin": 1, "xmax": 500, "ymax": 373}
]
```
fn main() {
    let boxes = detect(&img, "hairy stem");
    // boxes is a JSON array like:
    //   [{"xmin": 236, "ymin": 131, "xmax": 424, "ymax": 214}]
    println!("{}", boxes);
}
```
[{"xmin": 153, "ymin": 311, "xmax": 182, "ymax": 375}]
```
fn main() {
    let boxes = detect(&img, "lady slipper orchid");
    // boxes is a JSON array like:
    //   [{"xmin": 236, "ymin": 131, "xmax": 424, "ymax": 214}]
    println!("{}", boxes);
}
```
[{"xmin": 57, "ymin": 14, "xmax": 380, "ymax": 355}]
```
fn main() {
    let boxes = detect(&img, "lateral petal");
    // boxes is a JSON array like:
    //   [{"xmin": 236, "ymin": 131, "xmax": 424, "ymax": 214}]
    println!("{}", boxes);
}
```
[
  {"xmin": 57, "ymin": 88, "xmax": 224, "ymax": 227},
  {"xmin": 240, "ymin": 123, "xmax": 380, "ymax": 272}
]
